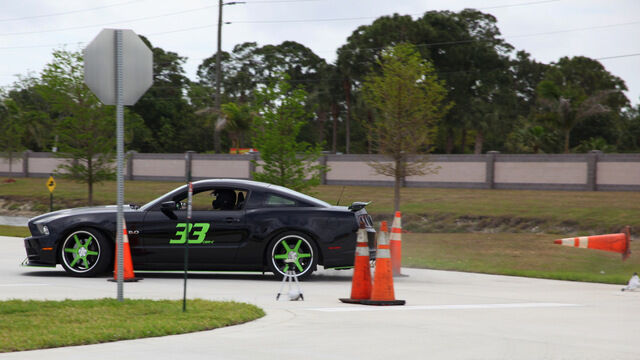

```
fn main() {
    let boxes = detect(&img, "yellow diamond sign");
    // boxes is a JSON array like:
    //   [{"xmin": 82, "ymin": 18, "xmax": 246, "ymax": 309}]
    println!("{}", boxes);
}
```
[{"xmin": 46, "ymin": 176, "xmax": 56, "ymax": 193}]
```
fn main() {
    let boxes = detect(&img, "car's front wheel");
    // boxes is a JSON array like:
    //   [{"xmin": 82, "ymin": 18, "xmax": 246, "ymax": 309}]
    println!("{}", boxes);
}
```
[
  {"xmin": 59, "ymin": 228, "xmax": 112, "ymax": 277},
  {"xmin": 267, "ymin": 232, "xmax": 318, "ymax": 280}
]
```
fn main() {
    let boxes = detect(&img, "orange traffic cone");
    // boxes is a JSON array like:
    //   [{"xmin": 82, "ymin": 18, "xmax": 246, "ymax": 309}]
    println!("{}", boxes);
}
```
[
  {"xmin": 554, "ymin": 226, "xmax": 631, "ymax": 260},
  {"xmin": 110, "ymin": 219, "xmax": 141, "ymax": 282},
  {"xmin": 390, "ymin": 211, "xmax": 406, "ymax": 277},
  {"xmin": 361, "ymin": 221, "xmax": 405, "ymax": 306},
  {"xmin": 340, "ymin": 228, "xmax": 372, "ymax": 303}
]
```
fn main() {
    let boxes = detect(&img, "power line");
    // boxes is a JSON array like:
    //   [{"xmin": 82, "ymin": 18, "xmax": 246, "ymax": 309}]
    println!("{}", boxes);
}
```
[
  {"xmin": 243, "ymin": 0, "xmax": 324, "ymax": 3},
  {"xmin": 0, "ymin": 0, "xmax": 563, "ymax": 36},
  {"xmin": 596, "ymin": 52, "xmax": 640, "ymax": 61},
  {"xmin": 0, "ymin": 0, "xmax": 143, "ymax": 22},
  {"xmin": 0, "ymin": 4, "xmax": 219, "ymax": 37},
  {"xmin": 507, "ymin": 20, "xmax": 640, "ymax": 39},
  {"xmin": 478, "ymin": 0, "xmax": 560, "ymax": 11}
]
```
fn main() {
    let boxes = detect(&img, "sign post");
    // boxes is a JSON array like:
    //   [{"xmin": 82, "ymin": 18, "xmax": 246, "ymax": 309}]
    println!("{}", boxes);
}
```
[
  {"xmin": 46, "ymin": 175, "xmax": 56, "ymax": 212},
  {"xmin": 183, "ymin": 180, "xmax": 192, "ymax": 312},
  {"xmin": 84, "ymin": 28, "xmax": 152, "ymax": 302}
]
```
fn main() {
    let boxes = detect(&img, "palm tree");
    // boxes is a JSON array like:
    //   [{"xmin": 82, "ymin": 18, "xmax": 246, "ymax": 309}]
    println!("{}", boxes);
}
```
[
  {"xmin": 221, "ymin": 102, "xmax": 253, "ymax": 153},
  {"xmin": 537, "ymin": 80, "xmax": 615, "ymax": 153}
]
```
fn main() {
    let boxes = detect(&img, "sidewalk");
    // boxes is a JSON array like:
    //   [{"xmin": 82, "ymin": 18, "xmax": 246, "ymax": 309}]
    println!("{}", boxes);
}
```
[{"xmin": 0, "ymin": 216, "xmax": 29, "ymax": 227}]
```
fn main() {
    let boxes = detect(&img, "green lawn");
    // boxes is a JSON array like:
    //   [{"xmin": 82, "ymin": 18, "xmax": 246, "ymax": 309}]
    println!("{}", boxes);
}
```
[
  {"xmin": 0, "ymin": 225, "xmax": 29, "ymax": 238},
  {"xmin": 0, "ymin": 298, "xmax": 264, "ymax": 353},
  {"xmin": 402, "ymin": 232, "xmax": 638, "ymax": 284},
  {"xmin": 313, "ymin": 185, "xmax": 640, "ymax": 234}
]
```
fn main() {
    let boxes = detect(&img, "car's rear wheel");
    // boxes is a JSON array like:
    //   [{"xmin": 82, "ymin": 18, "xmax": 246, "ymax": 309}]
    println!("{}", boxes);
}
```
[
  {"xmin": 267, "ymin": 232, "xmax": 318, "ymax": 280},
  {"xmin": 59, "ymin": 228, "xmax": 112, "ymax": 277}
]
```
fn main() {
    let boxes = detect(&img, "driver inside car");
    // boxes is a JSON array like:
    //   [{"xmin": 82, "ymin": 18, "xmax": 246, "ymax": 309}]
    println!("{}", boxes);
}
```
[{"xmin": 211, "ymin": 189, "xmax": 237, "ymax": 210}]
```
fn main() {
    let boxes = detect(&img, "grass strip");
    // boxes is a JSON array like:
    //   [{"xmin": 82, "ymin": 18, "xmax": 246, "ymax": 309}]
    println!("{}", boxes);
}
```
[
  {"xmin": 403, "ymin": 232, "xmax": 639, "ymax": 284},
  {"xmin": 0, "ymin": 225, "xmax": 29, "ymax": 238},
  {"xmin": 0, "ymin": 298, "xmax": 264, "ymax": 353}
]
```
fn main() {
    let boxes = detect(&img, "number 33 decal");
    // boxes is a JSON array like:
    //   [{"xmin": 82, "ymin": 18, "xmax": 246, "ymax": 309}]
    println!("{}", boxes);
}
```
[{"xmin": 169, "ymin": 223, "xmax": 211, "ymax": 244}]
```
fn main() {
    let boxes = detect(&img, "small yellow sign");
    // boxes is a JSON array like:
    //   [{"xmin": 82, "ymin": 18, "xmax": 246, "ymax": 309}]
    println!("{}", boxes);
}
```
[{"xmin": 46, "ymin": 176, "xmax": 56, "ymax": 193}]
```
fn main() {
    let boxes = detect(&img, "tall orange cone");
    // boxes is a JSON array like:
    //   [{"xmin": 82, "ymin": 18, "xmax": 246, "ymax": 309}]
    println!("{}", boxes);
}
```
[
  {"xmin": 339, "ymin": 228, "xmax": 372, "ymax": 303},
  {"xmin": 554, "ymin": 226, "xmax": 631, "ymax": 260},
  {"xmin": 361, "ymin": 221, "xmax": 405, "ymax": 306},
  {"xmin": 390, "ymin": 211, "xmax": 406, "ymax": 276},
  {"xmin": 110, "ymin": 219, "xmax": 141, "ymax": 282}
]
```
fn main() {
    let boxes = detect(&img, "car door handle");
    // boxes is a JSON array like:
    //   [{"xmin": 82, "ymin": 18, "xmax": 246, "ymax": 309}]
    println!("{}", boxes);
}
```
[{"xmin": 225, "ymin": 217, "xmax": 240, "ymax": 223}]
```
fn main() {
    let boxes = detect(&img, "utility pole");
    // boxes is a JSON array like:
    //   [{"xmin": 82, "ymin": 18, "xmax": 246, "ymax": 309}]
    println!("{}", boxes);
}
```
[
  {"xmin": 214, "ymin": 0, "xmax": 223, "ymax": 153},
  {"xmin": 214, "ymin": 0, "xmax": 244, "ymax": 153}
]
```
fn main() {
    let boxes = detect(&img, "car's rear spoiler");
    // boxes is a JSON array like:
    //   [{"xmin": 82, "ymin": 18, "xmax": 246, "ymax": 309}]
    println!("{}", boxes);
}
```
[{"xmin": 348, "ymin": 201, "xmax": 371, "ymax": 212}]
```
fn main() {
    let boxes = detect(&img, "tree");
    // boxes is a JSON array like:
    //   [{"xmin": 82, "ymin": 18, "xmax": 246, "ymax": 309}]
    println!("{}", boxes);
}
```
[
  {"xmin": 196, "ymin": 41, "xmax": 328, "ymax": 153},
  {"xmin": 251, "ymin": 77, "xmax": 326, "ymax": 193},
  {"xmin": 535, "ymin": 56, "xmax": 628, "ymax": 153},
  {"xmin": 0, "ymin": 98, "xmax": 25, "ymax": 176},
  {"xmin": 362, "ymin": 44, "xmax": 451, "ymax": 212},
  {"xmin": 37, "ymin": 49, "xmax": 116, "ymax": 206},
  {"xmin": 336, "ymin": 10, "xmax": 517, "ymax": 154},
  {"xmin": 131, "ymin": 36, "xmax": 197, "ymax": 153},
  {"xmin": 505, "ymin": 117, "xmax": 555, "ymax": 154},
  {"xmin": 221, "ymin": 102, "xmax": 253, "ymax": 152},
  {"xmin": 3, "ymin": 74, "xmax": 55, "ymax": 152}
]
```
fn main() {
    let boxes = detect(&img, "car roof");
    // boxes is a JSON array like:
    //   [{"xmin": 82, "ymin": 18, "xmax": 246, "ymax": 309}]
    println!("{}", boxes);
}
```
[
  {"xmin": 195, "ymin": 179, "xmax": 331, "ymax": 207},
  {"xmin": 152, "ymin": 179, "xmax": 331, "ymax": 208}
]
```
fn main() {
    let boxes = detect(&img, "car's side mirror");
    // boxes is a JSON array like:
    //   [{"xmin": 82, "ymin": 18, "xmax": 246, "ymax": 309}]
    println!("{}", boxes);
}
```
[{"xmin": 160, "ymin": 201, "xmax": 178, "ymax": 220}]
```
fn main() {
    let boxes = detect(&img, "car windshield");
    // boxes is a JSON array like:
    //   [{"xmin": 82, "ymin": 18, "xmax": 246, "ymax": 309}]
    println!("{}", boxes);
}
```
[{"xmin": 139, "ymin": 184, "xmax": 186, "ymax": 211}]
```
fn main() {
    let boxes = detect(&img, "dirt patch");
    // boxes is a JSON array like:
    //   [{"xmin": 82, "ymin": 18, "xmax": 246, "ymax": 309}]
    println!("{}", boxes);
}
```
[
  {"xmin": 0, "ymin": 198, "xmax": 40, "ymax": 217},
  {"xmin": 371, "ymin": 212, "xmax": 620, "ymax": 237},
  {"xmin": 0, "ymin": 196, "xmax": 94, "ymax": 217}
]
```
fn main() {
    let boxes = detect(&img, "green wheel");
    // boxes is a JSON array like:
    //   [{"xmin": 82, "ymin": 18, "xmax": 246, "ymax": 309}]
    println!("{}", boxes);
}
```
[
  {"xmin": 268, "ymin": 232, "xmax": 317, "ymax": 280},
  {"xmin": 60, "ymin": 228, "xmax": 112, "ymax": 277}
]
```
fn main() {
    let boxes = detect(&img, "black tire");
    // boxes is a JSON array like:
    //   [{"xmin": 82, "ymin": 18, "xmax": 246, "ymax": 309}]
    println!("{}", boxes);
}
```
[
  {"xmin": 59, "ymin": 228, "xmax": 112, "ymax": 277},
  {"xmin": 267, "ymin": 232, "xmax": 318, "ymax": 280}
]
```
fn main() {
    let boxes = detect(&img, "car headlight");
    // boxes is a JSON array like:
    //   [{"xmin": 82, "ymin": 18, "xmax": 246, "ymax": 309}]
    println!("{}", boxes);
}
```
[{"xmin": 36, "ymin": 224, "xmax": 50, "ymax": 236}]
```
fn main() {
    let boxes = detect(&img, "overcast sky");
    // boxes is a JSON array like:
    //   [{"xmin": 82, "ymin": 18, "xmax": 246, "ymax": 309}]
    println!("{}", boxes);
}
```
[{"xmin": 1, "ymin": 0, "xmax": 639, "ymax": 105}]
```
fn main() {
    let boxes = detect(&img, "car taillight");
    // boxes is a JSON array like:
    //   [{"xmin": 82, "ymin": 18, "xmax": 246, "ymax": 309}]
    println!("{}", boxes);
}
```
[{"xmin": 358, "ymin": 214, "xmax": 373, "ymax": 229}]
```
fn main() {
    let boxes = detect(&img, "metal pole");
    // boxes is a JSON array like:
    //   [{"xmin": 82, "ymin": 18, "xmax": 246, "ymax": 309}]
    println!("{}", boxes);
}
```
[
  {"xmin": 213, "ymin": 0, "xmax": 223, "ymax": 153},
  {"xmin": 115, "ymin": 29, "xmax": 125, "ymax": 302},
  {"xmin": 49, "ymin": 193, "xmax": 53, "ymax": 212},
  {"xmin": 182, "ymin": 180, "xmax": 192, "ymax": 312}
]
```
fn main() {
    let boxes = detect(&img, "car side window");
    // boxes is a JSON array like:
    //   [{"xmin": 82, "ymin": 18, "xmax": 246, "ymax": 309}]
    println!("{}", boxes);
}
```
[
  {"xmin": 172, "ymin": 188, "xmax": 248, "ymax": 211},
  {"xmin": 265, "ymin": 194, "xmax": 296, "ymax": 207}
]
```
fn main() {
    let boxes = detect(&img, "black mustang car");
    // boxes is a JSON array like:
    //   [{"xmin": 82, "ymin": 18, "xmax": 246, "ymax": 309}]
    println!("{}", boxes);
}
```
[{"xmin": 23, "ymin": 179, "xmax": 375, "ymax": 279}]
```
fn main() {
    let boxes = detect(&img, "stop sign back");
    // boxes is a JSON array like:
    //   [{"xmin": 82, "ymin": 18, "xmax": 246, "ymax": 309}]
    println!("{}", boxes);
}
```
[{"xmin": 84, "ymin": 29, "xmax": 153, "ymax": 105}]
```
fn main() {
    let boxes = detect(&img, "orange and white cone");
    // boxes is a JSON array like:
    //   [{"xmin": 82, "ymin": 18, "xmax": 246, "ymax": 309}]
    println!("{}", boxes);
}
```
[
  {"xmin": 554, "ymin": 226, "xmax": 631, "ymax": 260},
  {"xmin": 390, "ymin": 211, "xmax": 406, "ymax": 276},
  {"xmin": 361, "ymin": 221, "xmax": 405, "ymax": 306},
  {"xmin": 340, "ymin": 228, "xmax": 372, "ymax": 303},
  {"xmin": 110, "ymin": 219, "xmax": 141, "ymax": 282}
]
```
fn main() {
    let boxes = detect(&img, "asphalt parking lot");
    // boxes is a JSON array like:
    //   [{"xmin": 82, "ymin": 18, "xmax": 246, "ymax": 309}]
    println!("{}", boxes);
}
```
[{"xmin": 1, "ymin": 235, "xmax": 639, "ymax": 360}]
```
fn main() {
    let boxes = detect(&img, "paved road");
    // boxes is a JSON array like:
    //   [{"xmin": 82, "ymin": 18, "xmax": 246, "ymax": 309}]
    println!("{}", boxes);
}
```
[
  {"xmin": 0, "ymin": 216, "xmax": 29, "ymax": 227},
  {"xmin": 1, "ymin": 236, "xmax": 639, "ymax": 360}
]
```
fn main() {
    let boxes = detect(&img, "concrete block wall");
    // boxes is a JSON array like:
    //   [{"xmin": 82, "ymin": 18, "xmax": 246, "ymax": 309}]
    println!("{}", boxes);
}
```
[{"xmin": 4, "ymin": 150, "xmax": 640, "ymax": 191}]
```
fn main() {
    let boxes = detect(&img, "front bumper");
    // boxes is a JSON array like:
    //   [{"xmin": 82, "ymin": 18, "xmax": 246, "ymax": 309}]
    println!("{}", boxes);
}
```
[{"xmin": 24, "ymin": 235, "xmax": 58, "ymax": 266}]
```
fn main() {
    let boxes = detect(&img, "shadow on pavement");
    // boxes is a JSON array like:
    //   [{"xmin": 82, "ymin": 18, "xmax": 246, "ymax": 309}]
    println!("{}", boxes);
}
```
[{"xmin": 20, "ymin": 269, "xmax": 353, "ymax": 282}]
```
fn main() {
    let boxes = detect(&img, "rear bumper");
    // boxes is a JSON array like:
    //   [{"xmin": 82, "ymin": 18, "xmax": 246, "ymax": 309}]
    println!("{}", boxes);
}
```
[{"xmin": 367, "ymin": 229, "xmax": 377, "ymax": 260}]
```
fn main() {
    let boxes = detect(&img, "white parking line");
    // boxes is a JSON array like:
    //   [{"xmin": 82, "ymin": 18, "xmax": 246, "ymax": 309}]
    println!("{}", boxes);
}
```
[
  {"xmin": 309, "ymin": 302, "xmax": 582, "ymax": 312},
  {"xmin": 0, "ymin": 283, "xmax": 49, "ymax": 287}
]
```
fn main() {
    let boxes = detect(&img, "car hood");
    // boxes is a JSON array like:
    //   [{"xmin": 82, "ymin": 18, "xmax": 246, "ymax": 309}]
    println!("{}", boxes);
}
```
[{"xmin": 29, "ymin": 205, "xmax": 137, "ymax": 224}]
